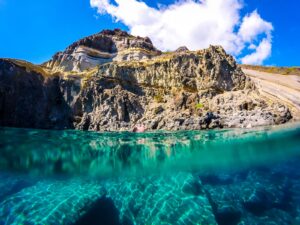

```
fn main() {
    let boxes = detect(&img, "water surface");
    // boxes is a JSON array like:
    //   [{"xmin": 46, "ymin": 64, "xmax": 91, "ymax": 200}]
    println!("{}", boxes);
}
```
[{"xmin": 0, "ymin": 123, "xmax": 300, "ymax": 224}]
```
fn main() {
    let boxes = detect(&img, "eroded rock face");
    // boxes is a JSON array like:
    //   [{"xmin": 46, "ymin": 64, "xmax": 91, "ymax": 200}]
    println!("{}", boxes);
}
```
[
  {"xmin": 0, "ymin": 59, "xmax": 72, "ymax": 129},
  {"xmin": 175, "ymin": 46, "xmax": 189, "ymax": 53},
  {"xmin": 0, "ymin": 29, "xmax": 293, "ymax": 131},
  {"xmin": 97, "ymin": 45, "xmax": 250, "ymax": 92},
  {"xmin": 44, "ymin": 29, "xmax": 162, "ymax": 72}
]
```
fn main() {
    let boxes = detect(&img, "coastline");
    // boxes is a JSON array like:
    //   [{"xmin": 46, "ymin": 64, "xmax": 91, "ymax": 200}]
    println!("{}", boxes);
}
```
[
  {"xmin": 243, "ymin": 68, "xmax": 300, "ymax": 120},
  {"xmin": 0, "ymin": 30, "xmax": 299, "ymax": 132}
]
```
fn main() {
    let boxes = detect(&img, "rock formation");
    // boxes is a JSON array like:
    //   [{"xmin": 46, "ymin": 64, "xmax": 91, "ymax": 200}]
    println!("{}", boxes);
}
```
[
  {"xmin": 0, "ymin": 29, "xmax": 292, "ymax": 131},
  {"xmin": 43, "ymin": 29, "xmax": 161, "ymax": 72}
]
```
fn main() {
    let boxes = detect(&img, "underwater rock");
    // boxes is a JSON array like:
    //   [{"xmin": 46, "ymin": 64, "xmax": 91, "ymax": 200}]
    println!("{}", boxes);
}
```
[
  {"xmin": 200, "ymin": 173, "xmax": 234, "ymax": 186},
  {"xmin": 0, "ymin": 159, "xmax": 299, "ymax": 225},
  {"xmin": 242, "ymin": 188, "xmax": 272, "ymax": 215},
  {"xmin": 215, "ymin": 205, "xmax": 242, "ymax": 225},
  {"xmin": 0, "ymin": 173, "xmax": 217, "ymax": 225},
  {"xmin": 74, "ymin": 196, "xmax": 128, "ymax": 225},
  {"xmin": 0, "ymin": 178, "xmax": 103, "ymax": 225},
  {"xmin": 181, "ymin": 176, "xmax": 203, "ymax": 196},
  {"xmin": 201, "ymin": 166, "xmax": 297, "ymax": 225},
  {"xmin": 102, "ymin": 173, "xmax": 217, "ymax": 225},
  {"xmin": 0, "ymin": 174, "xmax": 36, "ymax": 203}
]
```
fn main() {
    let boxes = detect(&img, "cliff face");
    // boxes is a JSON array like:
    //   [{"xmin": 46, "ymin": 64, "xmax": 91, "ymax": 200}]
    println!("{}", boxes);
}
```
[
  {"xmin": 0, "ymin": 59, "xmax": 72, "ymax": 129},
  {"xmin": 0, "ymin": 29, "xmax": 292, "ymax": 131},
  {"xmin": 43, "ymin": 29, "xmax": 161, "ymax": 72}
]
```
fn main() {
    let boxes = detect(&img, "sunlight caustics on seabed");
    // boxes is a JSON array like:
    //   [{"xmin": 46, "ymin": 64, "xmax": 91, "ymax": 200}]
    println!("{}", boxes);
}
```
[{"xmin": 0, "ymin": 123, "xmax": 300, "ymax": 225}]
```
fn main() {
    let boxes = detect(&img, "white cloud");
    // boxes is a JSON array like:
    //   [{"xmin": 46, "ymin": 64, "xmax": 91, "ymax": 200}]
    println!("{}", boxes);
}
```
[
  {"xmin": 241, "ymin": 38, "xmax": 272, "ymax": 65},
  {"xmin": 238, "ymin": 10, "xmax": 273, "ymax": 65},
  {"xmin": 238, "ymin": 10, "xmax": 273, "ymax": 43},
  {"xmin": 90, "ymin": 0, "xmax": 274, "ymax": 65}
]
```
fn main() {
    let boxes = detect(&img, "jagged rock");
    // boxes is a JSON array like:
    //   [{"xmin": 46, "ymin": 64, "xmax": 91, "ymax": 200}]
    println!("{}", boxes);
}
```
[
  {"xmin": 0, "ymin": 29, "xmax": 293, "ymax": 131},
  {"xmin": 0, "ymin": 59, "xmax": 72, "ymax": 129},
  {"xmin": 44, "ymin": 29, "xmax": 162, "ymax": 72},
  {"xmin": 175, "ymin": 46, "xmax": 189, "ymax": 52}
]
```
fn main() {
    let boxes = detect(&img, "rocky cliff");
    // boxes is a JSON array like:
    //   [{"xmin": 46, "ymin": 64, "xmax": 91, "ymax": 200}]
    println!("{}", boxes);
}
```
[
  {"xmin": 43, "ymin": 29, "xmax": 161, "ymax": 72},
  {"xmin": 0, "ymin": 29, "xmax": 292, "ymax": 131}
]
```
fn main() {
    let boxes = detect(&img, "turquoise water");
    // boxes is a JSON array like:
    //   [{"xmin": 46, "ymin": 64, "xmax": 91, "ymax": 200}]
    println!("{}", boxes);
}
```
[{"xmin": 0, "ymin": 123, "xmax": 300, "ymax": 224}]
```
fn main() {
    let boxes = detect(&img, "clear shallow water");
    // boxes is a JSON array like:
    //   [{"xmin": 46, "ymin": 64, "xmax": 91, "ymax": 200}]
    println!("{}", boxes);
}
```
[{"xmin": 0, "ymin": 123, "xmax": 300, "ymax": 225}]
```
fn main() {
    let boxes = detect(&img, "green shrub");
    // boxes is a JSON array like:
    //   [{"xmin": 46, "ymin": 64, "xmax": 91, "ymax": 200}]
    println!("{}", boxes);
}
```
[
  {"xmin": 195, "ymin": 103, "xmax": 204, "ymax": 109},
  {"xmin": 154, "ymin": 94, "xmax": 164, "ymax": 103}
]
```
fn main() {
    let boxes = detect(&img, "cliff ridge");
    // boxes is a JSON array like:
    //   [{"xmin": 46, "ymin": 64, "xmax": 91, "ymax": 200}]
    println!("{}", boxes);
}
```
[{"xmin": 0, "ymin": 29, "xmax": 292, "ymax": 131}]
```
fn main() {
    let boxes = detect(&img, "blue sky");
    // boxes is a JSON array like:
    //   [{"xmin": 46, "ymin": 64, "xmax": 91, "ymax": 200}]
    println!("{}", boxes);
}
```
[{"xmin": 0, "ymin": 0, "xmax": 299, "ymax": 66}]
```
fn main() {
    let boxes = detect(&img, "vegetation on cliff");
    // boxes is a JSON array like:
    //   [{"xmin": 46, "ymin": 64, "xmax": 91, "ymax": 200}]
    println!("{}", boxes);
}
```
[
  {"xmin": 241, "ymin": 64, "xmax": 300, "ymax": 76},
  {"xmin": 0, "ymin": 29, "xmax": 294, "ymax": 131}
]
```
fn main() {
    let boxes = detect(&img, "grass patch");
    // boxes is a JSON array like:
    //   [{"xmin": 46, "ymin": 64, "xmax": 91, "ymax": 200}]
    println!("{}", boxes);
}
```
[
  {"xmin": 195, "ymin": 103, "xmax": 204, "ymax": 109},
  {"xmin": 154, "ymin": 94, "xmax": 164, "ymax": 103},
  {"xmin": 5, "ymin": 59, "xmax": 50, "ymax": 76},
  {"xmin": 241, "ymin": 64, "xmax": 300, "ymax": 76}
]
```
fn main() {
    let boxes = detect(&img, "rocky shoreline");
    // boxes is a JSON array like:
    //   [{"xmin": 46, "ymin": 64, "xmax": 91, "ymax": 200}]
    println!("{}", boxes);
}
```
[{"xmin": 0, "ymin": 29, "xmax": 294, "ymax": 131}]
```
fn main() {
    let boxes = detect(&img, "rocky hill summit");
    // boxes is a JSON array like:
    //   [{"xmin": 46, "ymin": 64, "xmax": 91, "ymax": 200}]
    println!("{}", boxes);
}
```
[
  {"xmin": 44, "ymin": 29, "xmax": 161, "ymax": 72},
  {"xmin": 0, "ymin": 29, "xmax": 292, "ymax": 131}
]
